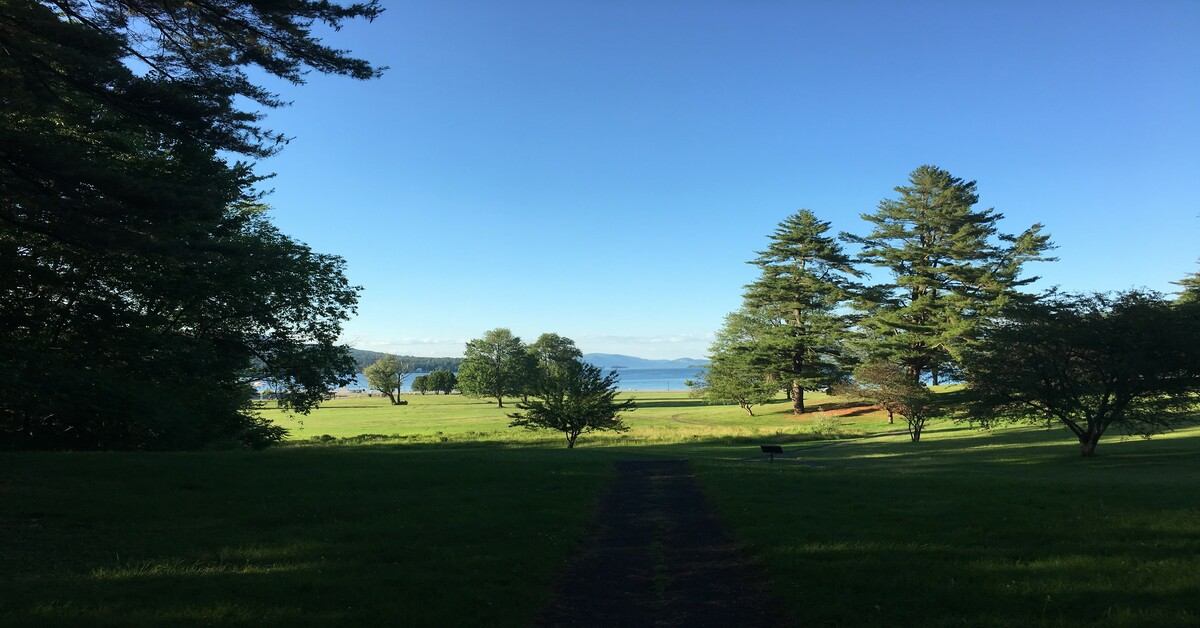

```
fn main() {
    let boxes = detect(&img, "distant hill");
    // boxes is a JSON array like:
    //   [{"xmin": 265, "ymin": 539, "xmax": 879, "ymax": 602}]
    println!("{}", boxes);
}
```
[
  {"xmin": 582, "ymin": 353, "xmax": 709, "ymax": 370},
  {"xmin": 348, "ymin": 348, "xmax": 706, "ymax": 372},
  {"xmin": 348, "ymin": 348, "xmax": 461, "ymax": 373}
]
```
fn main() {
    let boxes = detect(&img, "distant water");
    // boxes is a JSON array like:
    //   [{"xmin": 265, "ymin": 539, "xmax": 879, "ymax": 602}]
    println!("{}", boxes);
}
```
[{"xmin": 327, "ymin": 367, "xmax": 705, "ymax": 393}]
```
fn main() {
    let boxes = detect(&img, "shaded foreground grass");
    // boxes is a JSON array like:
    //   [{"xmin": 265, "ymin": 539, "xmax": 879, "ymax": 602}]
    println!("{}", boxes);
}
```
[
  {"xmin": 691, "ymin": 425, "xmax": 1200, "ymax": 626},
  {"xmin": 3, "ymin": 418, "xmax": 1198, "ymax": 626},
  {"xmin": 0, "ymin": 447, "xmax": 613, "ymax": 626}
]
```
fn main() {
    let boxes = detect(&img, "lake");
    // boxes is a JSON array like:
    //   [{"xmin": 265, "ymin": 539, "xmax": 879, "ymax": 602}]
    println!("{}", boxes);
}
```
[{"xmin": 338, "ymin": 367, "xmax": 705, "ymax": 393}]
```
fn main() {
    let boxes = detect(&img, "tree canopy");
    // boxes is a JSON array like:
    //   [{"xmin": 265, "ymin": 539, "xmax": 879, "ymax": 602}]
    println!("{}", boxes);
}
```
[
  {"xmin": 692, "ymin": 308, "xmax": 785, "ymax": 416},
  {"xmin": 844, "ymin": 165, "xmax": 1054, "ymax": 384},
  {"xmin": 363, "ymin": 356, "xmax": 412, "ymax": 406},
  {"xmin": 457, "ymin": 329, "xmax": 528, "ymax": 408},
  {"xmin": 1, "ymin": 0, "xmax": 380, "ymax": 449},
  {"xmin": 508, "ymin": 360, "xmax": 633, "ymax": 448},
  {"xmin": 743, "ymin": 209, "xmax": 861, "ymax": 412},
  {"xmin": 962, "ymin": 291, "xmax": 1200, "ymax": 456}
]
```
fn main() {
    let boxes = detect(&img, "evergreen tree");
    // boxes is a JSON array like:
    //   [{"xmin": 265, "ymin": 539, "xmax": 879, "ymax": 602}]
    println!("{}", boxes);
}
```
[
  {"xmin": 1175, "ymin": 264, "xmax": 1200, "ymax": 303},
  {"xmin": 692, "ymin": 308, "xmax": 783, "ymax": 415},
  {"xmin": 844, "ymin": 165, "xmax": 1053, "ymax": 384},
  {"xmin": 744, "ymin": 210, "xmax": 862, "ymax": 413},
  {"xmin": 457, "ymin": 329, "xmax": 527, "ymax": 408}
]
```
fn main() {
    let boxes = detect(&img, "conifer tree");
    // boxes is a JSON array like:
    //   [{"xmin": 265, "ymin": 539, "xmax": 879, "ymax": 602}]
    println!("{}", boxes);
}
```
[
  {"xmin": 744, "ymin": 210, "xmax": 862, "ymax": 413},
  {"xmin": 1175, "ymin": 265, "xmax": 1200, "ymax": 303},
  {"xmin": 844, "ymin": 165, "xmax": 1053, "ymax": 384},
  {"xmin": 696, "ymin": 308, "xmax": 787, "ymax": 416}
]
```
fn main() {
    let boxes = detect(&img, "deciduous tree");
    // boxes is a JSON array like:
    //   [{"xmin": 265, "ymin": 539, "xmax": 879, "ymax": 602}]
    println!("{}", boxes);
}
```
[
  {"xmin": 1, "ymin": 0, "xmax": 380, "ymax": 449},
  {"xmin": 457, "ymin": 329, "xmax": 527, "ymax": 407},
  {"xmin": 508, "ymin": 361, "xmax": 634, "ymax": 448},
  {"xmin": 364, "ymin": 356, "xmax": 412, "ymax": 405},
  {"xmin": 961, "ymin": 291, "xmax": 1200, "ymax": 457}
]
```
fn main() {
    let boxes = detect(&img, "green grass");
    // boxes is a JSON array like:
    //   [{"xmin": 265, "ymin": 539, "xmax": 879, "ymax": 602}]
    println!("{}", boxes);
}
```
[
  {"xmin": 3, "ymin": 393, "xmax": 1199, "ymax": 626},
  {"xmin": 260, "ymin": 391, "xmax": 890, "ymax": 445},
  {"xmin": 689, "ymin": 424, "xmax": 1200, "ymax": 626},
  {"xmin": 0, "ymin": 446, "xmax": 614, "ymax": 626}
]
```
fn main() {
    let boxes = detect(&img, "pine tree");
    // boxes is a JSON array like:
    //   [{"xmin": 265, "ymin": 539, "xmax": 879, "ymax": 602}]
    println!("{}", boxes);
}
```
[
  {"xmin": 744, "ymin": 210, "xmax": 862, "ymax": 413},
  {"xmin": 1175, "ymin": 265, "xmax": 1200, "ymax": 303},
  {"xmin": 697, "ymin": 308, "xmax": 788, "ymax": 416},
  {"xmin": 845, "ymin": 165, "xmax": 1053, "ymax": 383}
]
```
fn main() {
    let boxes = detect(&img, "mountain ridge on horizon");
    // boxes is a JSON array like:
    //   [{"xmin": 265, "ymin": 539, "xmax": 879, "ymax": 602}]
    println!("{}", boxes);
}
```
[{"xmin": 349, "ymin": 348, "xmax": 708, "ymax": 371}]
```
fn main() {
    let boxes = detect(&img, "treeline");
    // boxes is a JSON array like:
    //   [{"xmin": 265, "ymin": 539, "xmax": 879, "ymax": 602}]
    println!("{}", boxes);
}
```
[
  {"xmin": 349, "ymin": 349, "xmax": 461, "ymax": 373},
  {"xmin": 697, "ymin": 165, "xmax": 1200, "ymax": 456},
  {"xmin": 364, "ymin": 330, "xmax": 633, "ymax": 447}
]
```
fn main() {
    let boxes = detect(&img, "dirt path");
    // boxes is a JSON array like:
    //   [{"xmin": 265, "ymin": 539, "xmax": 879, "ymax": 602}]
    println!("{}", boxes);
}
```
[{"xmin": 536, "ymin": 460, "xmax": 781, "ymax": 627}]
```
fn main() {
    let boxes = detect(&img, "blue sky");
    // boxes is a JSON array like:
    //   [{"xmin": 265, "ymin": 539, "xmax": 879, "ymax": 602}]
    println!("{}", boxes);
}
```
[{"xmin": 256, "ymin": 0, "xmax": 1199, "ymax": 359}]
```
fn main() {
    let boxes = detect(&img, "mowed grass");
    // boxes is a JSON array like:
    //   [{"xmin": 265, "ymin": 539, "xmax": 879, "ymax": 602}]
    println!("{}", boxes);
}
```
[
  {"xmin": 260, "ymin": 391, "xmax": 892, "ymax": 445},
  {"xmin": 0, "ymin": 446, "xmax": 614, "ymax": 627},
  {"xmin": 688, "ymin": 424, "xmax": 1200, "ymax": 626},
  {"xmin": 3, "ymin": 393, "xmax": 1199, "ymax": 627}
]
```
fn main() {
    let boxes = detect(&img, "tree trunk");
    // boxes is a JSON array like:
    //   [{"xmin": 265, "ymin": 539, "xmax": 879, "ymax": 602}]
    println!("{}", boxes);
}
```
[
  {"xmin": 1079, "ymin": 430, "xmax": 1102, "ymax": 457},
  {"xmin": 792, "ymin": 351, "xmax": 805, "ymax": 414},
  {"xmin": 887, "ymin": 409, "xmax": 894, "ymax": 424},
  {"xmin": 385, "ymin": 391, "xmax": 397, "ymax": 405},
  {"xmin": 496, "ymin": 397, "xmax": 504, "ymax": 408},
  {"xmin": 566, "ymin": 433, "xmax": 577, "ymax": 449},
  {"xmin": 792, "ymin": 381, "xmax": 805, "ymax": 414},
  {"xmin": 742, "ymin": 402, "xmax": 754, "ymax": 416},
  {"xmin": 931, "ymin": 366, "xmax": 939, "ymax": 386}
]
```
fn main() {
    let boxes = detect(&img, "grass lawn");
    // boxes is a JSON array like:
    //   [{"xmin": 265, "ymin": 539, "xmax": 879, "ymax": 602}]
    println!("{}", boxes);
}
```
[
  {"xmin": 0, "ymin": 446, "xmax": 614, "ymax": 627},
  {"xmin": 259, "ymin": 391, "xmax": 892, "ymax": 445},
  {"xmin": 690, "ymin": 424, "xmax": 1200, "ymax": 626},
  {"xmin": 3, "ymin": 393, "xmax": 1199, "ymax": 626}
]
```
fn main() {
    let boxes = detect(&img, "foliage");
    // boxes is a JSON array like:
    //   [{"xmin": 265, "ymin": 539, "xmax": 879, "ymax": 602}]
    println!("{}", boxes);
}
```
[
  {"xmin": 349, "ymin": 349, "xmax": 461, "ymax": 373},
  {"xmin": 363, "ymin": 356, "xmax": 412, "ymax": 405},
  {"xmin": 508, "ymin": 361, "xmax": 634, "ymax": 448},
  {"xmin": 961, "ymin": 291, "xmax": 1200, "ymax": 456},
  {"xmin": 846, "ymin": 361, "xmax": 936, "ymax": 441},
  {"xmin": 425, "ymin": 369, "xmax": 457, "ymax": 395},
  {"xmin": 0, "ymin": 0, "xmax": 380, "ymax": 449},
  {"xmin": 694, "ymin": 308, "xmax": 786, "ymax": 415},
  {"xmin": 1175, "ymin": 264, "xmax": 1200, "ymax": 303},
  {"xmin": 844, "ymin": 165, "xmax": 1054, "ymax": 384},
  {"xmin": 743, "ymin": 210, "xmax": 863, "ymax": 413},
  {"xmin": 457, "ymin": 328, "xmax": 528, "ymax": 407},
  {"xmin": 411, "ymin": 375, "xmax": 430, "ymax": 395}
]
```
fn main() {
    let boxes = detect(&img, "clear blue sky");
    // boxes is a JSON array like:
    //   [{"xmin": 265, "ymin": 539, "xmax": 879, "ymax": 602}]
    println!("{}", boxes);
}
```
[{"xmin": 256, "ymin": 0, "xmax": 1199, "ymax": 359}]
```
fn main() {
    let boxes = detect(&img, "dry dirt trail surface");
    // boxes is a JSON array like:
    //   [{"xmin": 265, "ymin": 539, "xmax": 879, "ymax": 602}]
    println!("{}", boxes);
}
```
[{"xmin": 536, "ymin": 460, "xmax": 783, "ymax": 627}]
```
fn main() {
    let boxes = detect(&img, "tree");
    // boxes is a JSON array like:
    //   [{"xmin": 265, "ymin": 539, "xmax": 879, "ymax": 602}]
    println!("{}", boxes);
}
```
[
  {"xmin": 457, "ymin": 328, "xmax": 527, "ymax": 407},
  {"xmin": 744, "ymin": 210, "xmax": 862, "ymax": 413},
  {"xmin": 1175, "ymin": 264, "xmax": 1200, "ymax": 303},
  {"xmin": 426, "ymin": 369, "xmax": 457, "ymax": 395},
  {"xmin": 692, "ymin": 308, "xmax": 785, "ymax": 415},
  {"xmin": 841, "ymin": 362, "xmax": 935, "ymax": 437},
  {"xmin": 527, "ymin": 333, "xmax": 584, "ymax": 391},
  {"xmin": 961, "ymin": 291, "xmax": 1200, "ymax": 457},
  {"xmin": 844, "ymin": 165, "xmax": 1054, "ymax": 385},
  {"xmin": 0, "ymin": 1, "xmax": 380, "ymax": 449},
  {"xmin": 364, "ymin": 356, "xmax": 412, "ymax": 405},
  {"xmin": 508, "ymin": 361, "xmax": 634, "ymax": 448},
  {"xmin": 411, "ymin": 375, "xmax": 430, "ymax": 395}
]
